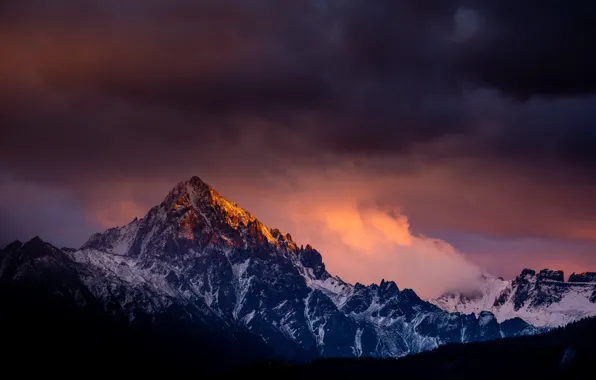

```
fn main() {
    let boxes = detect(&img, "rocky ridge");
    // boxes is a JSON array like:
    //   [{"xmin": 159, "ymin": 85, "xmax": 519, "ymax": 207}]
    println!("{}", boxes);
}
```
[{"xmin": 431, "ymin": 269, "xmax": 596, "ymax": 327}]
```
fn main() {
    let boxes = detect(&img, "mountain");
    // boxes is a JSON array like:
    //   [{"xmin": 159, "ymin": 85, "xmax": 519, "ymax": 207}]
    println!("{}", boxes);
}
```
[
  {"xmin": 431, "ymin": 269, "xmax": 596, "ymax": 328},
  {"xmin": 221, "ymin": 316, "xmax": 596, "ymax": 380},
  {"xmin": 0, "ymin": 236, "xmax": 271, "ymax": 376},
  {"xmin": 0, "ymin": 176, "xmax": 538, "ymax": 369}
]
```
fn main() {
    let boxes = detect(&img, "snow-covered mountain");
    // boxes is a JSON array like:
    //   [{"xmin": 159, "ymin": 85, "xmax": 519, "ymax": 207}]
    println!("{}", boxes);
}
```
[
  {"xmin": 431, "ymin": 269, "xmax": 596, "ymax": 328},
  {"xmin": 0, "ymin": 176, "xmax": 540, "ymax": 361}
]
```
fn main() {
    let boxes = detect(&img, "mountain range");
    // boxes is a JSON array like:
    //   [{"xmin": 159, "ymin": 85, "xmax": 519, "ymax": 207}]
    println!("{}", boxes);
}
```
[
  {"xmin": 1, "ymin": 175, "xmax": 595, "ymax": 373},
  {"xmin": 432, "ymin": 270, "xmax": 596, "ymax": 327}
]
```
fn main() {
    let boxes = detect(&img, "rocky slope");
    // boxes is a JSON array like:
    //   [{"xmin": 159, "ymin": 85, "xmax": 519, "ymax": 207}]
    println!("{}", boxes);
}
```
[
  {"xmin": 1, "ymin": 176, "xmax": 539, "ymax": 361},
  {"xmin": 431, "ymin": 269, "xmax": 596, "ymax": 328}
]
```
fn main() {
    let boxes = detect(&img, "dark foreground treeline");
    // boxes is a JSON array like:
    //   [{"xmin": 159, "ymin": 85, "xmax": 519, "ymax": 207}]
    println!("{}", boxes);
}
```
[
  {"xmin": 0, "ymin": 286, "xmax": 268, "ymax": 377},
  {"xmin": 1, "ymin": 282, "xmax": 595, "ymax": 379},
  {"xmin": 221, "ymin": 316, "xmax": 596, "ymax": 380}
]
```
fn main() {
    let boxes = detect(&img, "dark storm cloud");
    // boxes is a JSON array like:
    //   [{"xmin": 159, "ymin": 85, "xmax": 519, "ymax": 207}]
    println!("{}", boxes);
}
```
[
  {"xmin": 487, "ymin": 95, "xmax": 596, "ymax": 172},
  {"xmin": 1, "ymin": 0, "xmax": 596, "ymax": 243},
  {"xmin": 0, "ymin": 1, "xmax": 421, "ymax": 181},
  {"xmin": 0, "ymin": 0, "xmax": 470, "ymax": 171},
  {"xmin": 458, "ymin": 0, "xmax": 596, "ymax": 99}
]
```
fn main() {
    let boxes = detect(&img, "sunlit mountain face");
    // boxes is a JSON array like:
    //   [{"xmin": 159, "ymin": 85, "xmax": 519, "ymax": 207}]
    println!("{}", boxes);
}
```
[{"xmin": 1, "ymin": 0, "xmax": 596, "ymax": 332}]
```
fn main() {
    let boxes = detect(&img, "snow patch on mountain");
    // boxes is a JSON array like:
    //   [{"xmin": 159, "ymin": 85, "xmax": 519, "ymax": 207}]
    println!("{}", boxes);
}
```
[
  {"xmin": 299, "ymin": 266, "xmax": 354, "ymax": 307},
  {"xmin": 353, "ymin": 328, "xmax": 363, "ymax": 357}
]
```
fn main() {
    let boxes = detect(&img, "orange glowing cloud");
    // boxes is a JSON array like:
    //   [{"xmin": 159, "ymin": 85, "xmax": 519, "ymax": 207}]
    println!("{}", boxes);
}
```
[
  {"xmin": 314, "ymin": 206, "xmax": 413, "ymax": 252},
  {"xmin": 276, "ymin": 196, "xmax": 482, "ymax": 298}
]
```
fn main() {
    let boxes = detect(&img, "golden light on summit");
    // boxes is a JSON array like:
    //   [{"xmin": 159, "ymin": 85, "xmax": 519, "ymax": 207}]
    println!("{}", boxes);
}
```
[{"xmin": 209, "ymin": 187, "xmax": 279, "ymax": 245}]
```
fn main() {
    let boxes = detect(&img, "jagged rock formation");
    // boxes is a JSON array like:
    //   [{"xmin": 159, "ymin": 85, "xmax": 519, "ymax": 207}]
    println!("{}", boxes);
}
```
[
  {"xmin": 569, "ymin": 272, "xmax": 596, "ymax": 283},
  {"xmin": 432, "ymin": 269, "xmax": 596, "ymax": 328},
  {"xmin": 537, "ymin": 269, "xmax": 565, "ymax": 282}
]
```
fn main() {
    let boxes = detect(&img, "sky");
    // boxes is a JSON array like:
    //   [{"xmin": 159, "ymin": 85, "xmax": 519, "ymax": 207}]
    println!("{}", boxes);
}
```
[{"xmin": 1, "ymin": 0, "xmax": 596, "ymax": 297}]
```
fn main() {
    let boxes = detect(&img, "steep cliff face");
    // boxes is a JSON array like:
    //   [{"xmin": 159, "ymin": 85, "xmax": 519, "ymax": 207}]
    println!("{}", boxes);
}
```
[
  {"xmin": 432, "ymin": 269, "xmax": 596, "ymax": 328},
  {"xmin": 1, "ymin": 176, "xmax": 537, "ymax": 362}
]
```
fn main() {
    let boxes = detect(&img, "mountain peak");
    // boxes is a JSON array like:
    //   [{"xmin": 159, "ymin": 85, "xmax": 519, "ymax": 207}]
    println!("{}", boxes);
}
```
[
  {"xmin": 537, "ymin": 269, "xmax": 564, "ymax": 282},
  {"xmin": 81, "ymin": 175, "xmax": 303, "ymax": 257},
  {"xmin": 519, "ymin": 268, "xmax": 536, "ymax": 278},
  {"xmin": 517, "ymin": 268, "xmax": 565, "ymax": 282},
  {"xmin": 24, "ymin": 236, "xmax": 47, "ymax": 249},
  {"xmin": 569, "ymin": 272, "xmax": 596, "ymax": 283},
  {"xmin": 159, "ymin": 176, "xmax": 285, "ymax": 248},
  {"xmin": 3, "ymin": 240, "xmax": 23, "ymax": 252},
  {"xmin": 168, "ymin": 176, "xmax": 246, "ymax": 216},
  {"xmin": 165, "ymin": 176, "xmax": 212, "ymax": 205},
  {"xmin": 6, "ymin": 236, "xmax": 68, "ymax": 261},
  {"xmin": 188, "ymin": 175, "xmax": 207, "ymax": 185}
]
